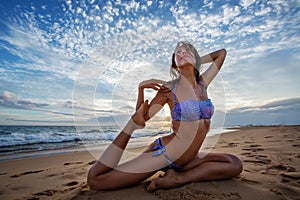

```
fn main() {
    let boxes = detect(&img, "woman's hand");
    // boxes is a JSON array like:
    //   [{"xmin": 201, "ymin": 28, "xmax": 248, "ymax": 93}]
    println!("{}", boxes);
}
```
[{"xmin": 139, "ymin": 79, "xmax": 166, "ymax": 91}]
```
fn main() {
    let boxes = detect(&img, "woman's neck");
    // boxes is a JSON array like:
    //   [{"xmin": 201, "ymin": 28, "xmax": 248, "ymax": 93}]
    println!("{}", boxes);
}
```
[{"xmin": 179, "ymin": 70, "xmax": 197, "ymax": 88}]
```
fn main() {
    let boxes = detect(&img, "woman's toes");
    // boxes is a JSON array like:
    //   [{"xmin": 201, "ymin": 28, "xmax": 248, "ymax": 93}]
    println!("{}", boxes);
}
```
[{"xmin": 146, "ymin": 180, "xmax": 158, "ymax": 192}]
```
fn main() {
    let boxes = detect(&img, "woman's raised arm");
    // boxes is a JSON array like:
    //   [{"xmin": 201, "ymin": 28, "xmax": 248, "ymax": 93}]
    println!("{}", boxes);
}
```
[
  {"xmin": 136, "ymin": 79, "xmax": 166, "ymax": 110},
  {"xmin": 136, "ymin": 79, "xmax": 168, "ymax": 121},
  {"xmin": 200, "ymin": 49, "xmax": 227, "ymax": 86}
]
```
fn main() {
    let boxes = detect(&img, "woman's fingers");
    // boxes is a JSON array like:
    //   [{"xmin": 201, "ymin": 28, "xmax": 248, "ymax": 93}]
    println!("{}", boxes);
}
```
[
  {"xmin": 141, "ymin": 83, "xmax": 165, "ymax": 90},
  {"xmin": 139, "ymin": 79, "xmax": 167, "ymax": 89},
  {"xmin": 150, "ymin": 83, "xmax": 163, "ymax": 90}
]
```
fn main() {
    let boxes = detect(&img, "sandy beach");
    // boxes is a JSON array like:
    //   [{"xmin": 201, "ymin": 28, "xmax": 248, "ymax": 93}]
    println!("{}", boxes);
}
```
[{"xmin": 0, "ymin": 125, "xmax": 299, "ymax": 200}]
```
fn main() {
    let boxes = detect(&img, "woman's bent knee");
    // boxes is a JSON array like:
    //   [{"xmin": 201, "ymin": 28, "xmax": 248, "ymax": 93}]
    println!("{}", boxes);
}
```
[
  {"xmin": 87, "ymin": 178, "xmax": 98, "ymax": 191},
  {"xmin": 87, "ymin": 169, "xmax": 105, "ymax": 191},
  {"xmin": 87, "ymin": 171, "xmax": 98, "ymax": 190},
  {"xmin": 87, "ymin": 174, "xmax": 110, "ymax": 191},
  {"xmin": 228, "ymin": 154, "xmax": 243, "ymax": 176}
]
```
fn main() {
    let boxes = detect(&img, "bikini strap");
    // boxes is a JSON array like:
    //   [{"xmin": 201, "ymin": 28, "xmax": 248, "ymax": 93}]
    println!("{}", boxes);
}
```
[
  {"xmin": 152, "ymin": 138, "xmax": 164, "ymax": 156},
  {"xmin": 151, "ymin": 138, "xmax": 181, "ymax": 170}
]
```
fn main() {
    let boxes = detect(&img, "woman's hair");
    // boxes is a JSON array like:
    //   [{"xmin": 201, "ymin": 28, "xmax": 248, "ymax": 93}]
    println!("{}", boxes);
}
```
[{"xmin": 170, "ymin": 41, "xmax": 202, "ymax": 83}]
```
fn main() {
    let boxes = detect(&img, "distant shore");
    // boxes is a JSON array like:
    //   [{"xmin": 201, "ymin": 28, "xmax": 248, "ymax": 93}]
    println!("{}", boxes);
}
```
[{"xmin": 0, "ymin": 125, "xmax": 299, "ymax": 200}]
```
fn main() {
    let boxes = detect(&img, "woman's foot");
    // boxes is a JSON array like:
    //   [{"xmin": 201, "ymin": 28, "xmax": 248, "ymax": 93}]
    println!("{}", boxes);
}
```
[
  {"xmin": 131, "ymin": 100, "xmax": 148, "ymax": 128},
  {"xmin": 147, "ymin": 169, "xmax": 182, "ymax": 191}
]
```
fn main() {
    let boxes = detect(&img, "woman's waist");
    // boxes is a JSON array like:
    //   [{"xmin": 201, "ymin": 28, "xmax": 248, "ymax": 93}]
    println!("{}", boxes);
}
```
[
  {"xmin": 161, "ymin": 128, "xmax": 207, "ymax": 167},
  {"xmin": 161, "ymin": 120, "xmax": 210, "ymax": 151},
  {"xmin": 171, "ymin": 119, "xmax": 210, "ymax": 134}
]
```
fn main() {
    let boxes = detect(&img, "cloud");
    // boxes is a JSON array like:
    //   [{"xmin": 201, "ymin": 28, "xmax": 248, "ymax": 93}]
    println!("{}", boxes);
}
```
[
  {"xmin": 0, "ymin": 91, "xmax": 76, "ymax": 118},
  {"xmin": 2, "ymin": 0, "xmax": 298, "ymax": 88},
  {"xmin": 260, "ymin": 98, "xmax": 300, "ymax": 110},
  {"xmin": 7, "ymin": 118, "xmax": 74, "ymax": 124},
  {"xmin": 0, "ymin": 22, "xmax": 81, "ymax": 81},
  {"xmin": 2, "ymin": 91, "xmax": 15, "ymax": 100},
  {"xmin": 0, "ymin": 91, "xmax": 49, "ymax": 110},
  {"xmin": 0, "ymin": 0, "xmax": 299, "ymax": 126},
  {"xmin": 222, "ymin": 48, "xmax": 300, "ymax": 111},
  {"xmin": 239, "ymin": 0, "xmax": 256, "ymax": 9},
  {"xmin": 225, "ymin": 98, "xmax": 300, "ymax": 125},
  {"xmin": 223, "ymin": 5, "xmax": 240, "ymax": 25}
]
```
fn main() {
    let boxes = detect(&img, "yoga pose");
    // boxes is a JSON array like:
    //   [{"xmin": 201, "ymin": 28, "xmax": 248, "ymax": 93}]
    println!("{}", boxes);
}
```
[{"xmin": 87, "ymin": 41, "xmax": 243, "ymax": 191}]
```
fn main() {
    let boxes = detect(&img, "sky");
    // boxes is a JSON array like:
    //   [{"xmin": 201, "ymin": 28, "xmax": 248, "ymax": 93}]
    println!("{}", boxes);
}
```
[{"xmin": 0, "ymin": 0, "xmax": 299, "ymax": 127}]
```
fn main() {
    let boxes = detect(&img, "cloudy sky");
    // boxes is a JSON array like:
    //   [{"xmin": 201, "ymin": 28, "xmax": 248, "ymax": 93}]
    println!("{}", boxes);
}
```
[{"xmin": 0, "ymin": 0, "xmax": 299, "ymax": 127}]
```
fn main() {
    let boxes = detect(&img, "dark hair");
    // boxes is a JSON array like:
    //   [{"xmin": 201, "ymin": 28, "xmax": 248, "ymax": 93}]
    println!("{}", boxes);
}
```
[{"xmin": 170, "ymin": 41, "xmax": 202, "ymax": 83}]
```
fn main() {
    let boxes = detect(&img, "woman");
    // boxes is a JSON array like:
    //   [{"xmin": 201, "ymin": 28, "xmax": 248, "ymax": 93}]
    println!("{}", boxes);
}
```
[{"xmin": 87, "ymin": 42, "xmax": 243, "ymax": 191}]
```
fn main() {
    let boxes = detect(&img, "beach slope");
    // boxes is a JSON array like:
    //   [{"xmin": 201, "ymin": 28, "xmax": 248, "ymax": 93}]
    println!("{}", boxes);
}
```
[{"xmin": 0, "ymin": 125, "xmax": 299, "ymax": 200}]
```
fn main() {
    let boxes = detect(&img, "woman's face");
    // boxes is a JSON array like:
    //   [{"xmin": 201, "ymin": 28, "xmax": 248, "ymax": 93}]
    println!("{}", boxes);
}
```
[{"xmin": 174, "ymin": 45, "xmax": 196, "ymax": 69}]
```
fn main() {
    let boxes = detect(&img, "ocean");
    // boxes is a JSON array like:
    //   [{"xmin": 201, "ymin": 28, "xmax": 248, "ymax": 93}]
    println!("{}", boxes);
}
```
[
  {"xmin": 0, "ymin": 125, "xmax": 170, "ymax": 158},
  {"xmin": 0, "ymin": 125, "xmax": 233, "ymax": 161}
]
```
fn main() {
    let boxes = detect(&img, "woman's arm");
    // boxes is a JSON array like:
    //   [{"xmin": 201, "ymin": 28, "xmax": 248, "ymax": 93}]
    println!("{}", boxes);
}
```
[
  {"xmin": 136, "ymin": 79, "xmax": 166, "ymax": 111},
  {"xmin": 136, "ymin": 79, "xmax": 168, "ymax": 122},
  {"xmin": 200, "ymin": 49, "xmax": 227, "ymax": 86},
  {"xmin": 88, "ymin": 101, "xmax": 148, "ymax": 177},
  {"xmin": 144, "ymin": 90, "xmax": 168, "ymax": 121}
]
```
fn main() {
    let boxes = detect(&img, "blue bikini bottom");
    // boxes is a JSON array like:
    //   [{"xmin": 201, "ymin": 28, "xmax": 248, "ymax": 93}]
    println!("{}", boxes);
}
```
[{"xmin": 151, "ymin": 138, "xmax": 182, "ymax": 171}]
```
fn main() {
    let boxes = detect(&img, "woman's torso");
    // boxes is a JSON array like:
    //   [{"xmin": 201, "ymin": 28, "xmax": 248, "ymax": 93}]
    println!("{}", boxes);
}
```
[{"xmin": 160, "ymin": 80, "xmax": 213, "ymax": 166}]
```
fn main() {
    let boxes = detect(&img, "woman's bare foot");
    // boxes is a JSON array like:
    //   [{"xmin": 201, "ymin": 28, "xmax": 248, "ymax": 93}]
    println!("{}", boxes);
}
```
[
  {"xmin": 147, "ymin": 169, "xmax": 182, "ymax": 191},
  {"xmin": 131, "ymin": 100, "xmax": 148, "ymax": 128}
]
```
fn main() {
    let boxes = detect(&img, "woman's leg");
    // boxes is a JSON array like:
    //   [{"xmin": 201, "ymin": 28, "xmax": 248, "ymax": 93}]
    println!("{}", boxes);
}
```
[
  {"xmin": 147, "ymin": 152, "xmax": 243, "ymax": 191},
  {"xmin": 87, "ymin": 150, "xmax": 167, "ymax": 190},
  {"xmin": 87, "ymin": 101, "xmax": 168, "ymax": 190}
]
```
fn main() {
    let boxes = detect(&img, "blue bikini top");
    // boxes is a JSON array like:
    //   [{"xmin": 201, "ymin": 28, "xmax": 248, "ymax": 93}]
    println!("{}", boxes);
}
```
[{"xmin": 171, "ymin": 82, "xmax": 214, "ymax": 121}]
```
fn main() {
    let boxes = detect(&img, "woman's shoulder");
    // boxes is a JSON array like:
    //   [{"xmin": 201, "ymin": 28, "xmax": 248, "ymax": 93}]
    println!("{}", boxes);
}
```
[{"xmin": 167, "ymin": 79, "xmax": 180, "ymax": 87}]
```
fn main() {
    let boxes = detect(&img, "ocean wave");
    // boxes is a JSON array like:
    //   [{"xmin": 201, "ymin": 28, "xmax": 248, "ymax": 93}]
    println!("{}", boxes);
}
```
[{"xmin": 0, "ymin": 126, "xmax": 170, "ymax": 149}]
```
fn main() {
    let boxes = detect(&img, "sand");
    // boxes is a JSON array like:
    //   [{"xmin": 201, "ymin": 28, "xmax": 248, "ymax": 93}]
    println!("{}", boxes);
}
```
[{"xmin": 0, "ymin": 125, "xmax": 299, "ymax": 200}]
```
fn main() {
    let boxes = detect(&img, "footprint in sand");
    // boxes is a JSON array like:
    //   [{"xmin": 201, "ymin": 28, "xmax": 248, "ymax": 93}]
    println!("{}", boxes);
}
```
[
  {"xmin": 240, "ymin": 177, "xmax": 260, "ymax": 185},
  {"xmin": 243, "ymin": 158, "xmax": 271, "ymax": 165},
  {"xmin": 64, "ymin": 181, "xmax": 79, "ymax": 186},
  {"xmin": 264, "ymin": 135, "xmax": 273, "ymax": 139},
  {"xmin": 257, "ymin": 155, "xmax": 268, "ymax": 158},
  {"xmin": 221, "ymin": 142, "xmax": 239, "ymax": 148},
  {"xmin": 280, "ymin": 172, "xmax": 300, "ymax": 180},
  {"xmin": 46, "ymin": 173, "xmax": 58, "ymax": 178},
  {"xmin": 10, "ymin": 170, "xmax": 44, "ymax": 178},
  {"xmin": 88, "ymin": 160, "xmax": 97, "ymax": 165},
  {"xmin": 241, "ymin": 152, "xmax": 252, "ymax": 156},
  {"xmin": 33, "ymin": 183, "xmax": 82, "ymax": 198},
  {"xmin": 155, "ymin": 185, "xmax": 242, "ymax": 200},
  {"xmin": 34, "ymin": 189, "xmax": 57, "ymax": 196},
  {"xmin": 249, "ymin": 144, "xmax": 261, "ymax": 147},
  {"xmin": 64, "ymin": 162, "xmax": 84, "ymax": 166},
  {"xmin": 242, "ymin": 144, "xmax": 264, "ymax": 152},
  {"xmin": 244, "ymin": 141, "xmax": 255, "ymax": 144},
  {"xmin": 268, "ymin": 164, "xmax": 296, "ymax": 172},
  {"xmin": 281, "ymin": 178, "xmax": 290, "ymax": 183},
  {"xmin": 270, "ymin": 185, "xmax": 300, "ymax": 198},
  {"xmin": 242, "ymin": 153, "xmax": 271, "ymax": 165}
]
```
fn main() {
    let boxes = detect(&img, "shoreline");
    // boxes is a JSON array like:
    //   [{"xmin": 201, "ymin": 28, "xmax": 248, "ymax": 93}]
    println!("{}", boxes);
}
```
[
  {"xmin": 0, "ymin": 125, "xmax": 299, "ymax": 200},
  {"xmin": 0, "ymin": 125, "xmax": 294, "ymax": 162},
  {"xmin": 0, "ymin": 127, "xmax": 240, "ymax": 162}
]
